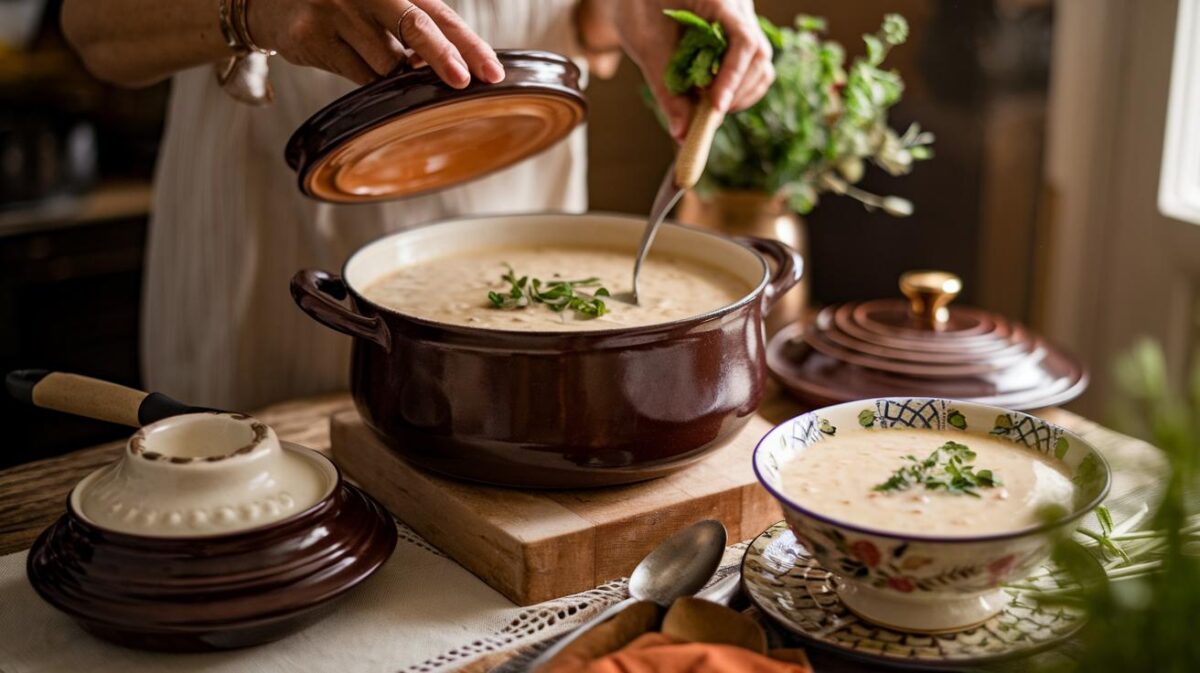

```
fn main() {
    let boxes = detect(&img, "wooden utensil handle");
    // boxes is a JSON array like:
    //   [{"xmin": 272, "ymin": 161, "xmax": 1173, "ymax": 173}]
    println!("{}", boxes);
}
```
[
  {"xmin": 5, "ymin": 370, "xmax": 199, "ymax": 427},
  {"xmin": 674, "ymin": 97, "xmax": 724, "ymax": 189}
]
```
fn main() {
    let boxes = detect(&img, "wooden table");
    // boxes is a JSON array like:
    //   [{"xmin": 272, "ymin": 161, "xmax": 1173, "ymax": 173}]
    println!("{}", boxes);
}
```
[{"xmin": 0, "ymin": 391, "xmax": 1164, "ymax": 672}]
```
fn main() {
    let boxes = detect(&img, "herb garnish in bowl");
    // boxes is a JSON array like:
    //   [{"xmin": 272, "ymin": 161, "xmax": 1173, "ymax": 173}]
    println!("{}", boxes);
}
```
[
  {"xmin": 486, "ymin": 265, "xmax": 611, "ymax": 319},
  {"xmin": 873, "ymin": 441, "xmax": 1002, "ymax": 497}
]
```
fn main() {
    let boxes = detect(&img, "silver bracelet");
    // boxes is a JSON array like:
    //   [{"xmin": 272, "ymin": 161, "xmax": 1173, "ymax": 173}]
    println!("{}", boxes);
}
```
[
  {"xmin": 216, "ymin": 0, "xmax": 243, "ymax": 52},
  {"xmin": 232, "ymin": 0, "xmax": 276, "ymax": 56}
]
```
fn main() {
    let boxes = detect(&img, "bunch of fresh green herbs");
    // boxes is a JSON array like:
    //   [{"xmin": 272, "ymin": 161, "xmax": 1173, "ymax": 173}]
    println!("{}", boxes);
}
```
[
  {"xmin": 1019, "ymin": 339, "xmax": 1200, "ymax": 671},
  {"xmin": 657, "ymin": 11, "xmax": 933, "ymax": 215},
  {"xmin": 486, "ymin": 264, "xmax": 610, "ymax": 320},
  {"xmin": 873, "ymin": 440, "xmax": 1002, "ymax": 497},
  {"xmin": 663, "ymin": 9, "xmax": 728, "ymax": 94}
]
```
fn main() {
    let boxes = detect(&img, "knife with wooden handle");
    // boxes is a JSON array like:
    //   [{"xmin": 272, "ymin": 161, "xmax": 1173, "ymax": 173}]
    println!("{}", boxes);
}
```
[{"xmin": 6, "ymin": 369, "xmax": 212, "ymax": 427}]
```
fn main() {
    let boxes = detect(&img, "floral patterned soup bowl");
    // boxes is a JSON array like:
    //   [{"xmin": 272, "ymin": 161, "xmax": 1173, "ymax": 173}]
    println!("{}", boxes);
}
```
[{"xmin": 752, "ymin": 398, "xmax": 1110, "ymax": 633}]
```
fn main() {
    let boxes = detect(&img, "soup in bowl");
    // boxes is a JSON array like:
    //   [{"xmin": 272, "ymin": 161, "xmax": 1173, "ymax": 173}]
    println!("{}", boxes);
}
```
[{"xmin": 753, "ymin": 397, "xmax": 1110, "ymax": 633}]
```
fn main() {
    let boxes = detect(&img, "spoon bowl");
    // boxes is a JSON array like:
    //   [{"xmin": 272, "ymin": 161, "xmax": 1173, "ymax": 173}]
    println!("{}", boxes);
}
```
[{"xmin": 629, "ymin": 519, "xmax": 727, "ymax": 605}]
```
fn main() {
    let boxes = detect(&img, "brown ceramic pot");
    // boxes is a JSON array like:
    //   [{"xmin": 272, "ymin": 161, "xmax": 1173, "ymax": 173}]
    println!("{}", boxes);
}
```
[
  {"xmin": 26, "ymin": 451, "xmax": 397, "ymax": 652},
  {"xmin": 291, "ymin": 213, "xmax": 803, "ymax": 488}
]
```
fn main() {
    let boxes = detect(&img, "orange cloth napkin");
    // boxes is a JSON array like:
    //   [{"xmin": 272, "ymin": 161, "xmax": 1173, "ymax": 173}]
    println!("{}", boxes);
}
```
[{"xmin": 555, "ymin": 632, "xmax": 812, "ymax": 673}]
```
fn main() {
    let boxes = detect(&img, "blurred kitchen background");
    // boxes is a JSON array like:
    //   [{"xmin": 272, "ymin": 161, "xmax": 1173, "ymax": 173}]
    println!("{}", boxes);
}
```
[{"xmin": 2, "ymin": 0, "xmax": 1196, "ymax": 466}]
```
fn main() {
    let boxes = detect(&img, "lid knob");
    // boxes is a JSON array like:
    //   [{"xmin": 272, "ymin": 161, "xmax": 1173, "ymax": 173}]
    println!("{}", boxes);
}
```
[{"xmin": 899, "ymin": 270, "xmax": 962, "ymax": 331}]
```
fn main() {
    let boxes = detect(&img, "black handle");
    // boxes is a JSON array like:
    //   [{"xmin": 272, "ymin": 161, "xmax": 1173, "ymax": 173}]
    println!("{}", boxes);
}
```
[
  {"xmin": 138, "ymin": 392, "xmax": 212, "ymax": 425},
  {"xmin": 5, "ymin": 368, "xmax": 48, "ymax": 406}
]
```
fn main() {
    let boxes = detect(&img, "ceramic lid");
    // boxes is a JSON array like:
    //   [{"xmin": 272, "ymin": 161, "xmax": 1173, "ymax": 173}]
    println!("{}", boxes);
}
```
[
  {"xmin": 71, "ymin": 412, "xmax": 337, "ymax": 537},
  {"xmin": 767, "ymin": 271, "xmax": 1088, "ymax": 410},
  {"xmin": 285, "ymin": 49, "xmax": 586, "ymax": 203}
]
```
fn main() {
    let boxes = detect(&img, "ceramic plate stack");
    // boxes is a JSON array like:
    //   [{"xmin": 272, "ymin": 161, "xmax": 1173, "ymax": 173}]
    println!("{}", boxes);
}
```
[{"xmin": 767, "ymin": 271, "xmax": 1087, "ymax": 410}]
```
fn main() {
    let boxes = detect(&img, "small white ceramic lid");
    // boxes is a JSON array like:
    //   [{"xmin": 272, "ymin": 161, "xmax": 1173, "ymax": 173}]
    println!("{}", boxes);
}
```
[{"xmin": 71, "ymin": 412, "xmax": 337, "ymax": 537}]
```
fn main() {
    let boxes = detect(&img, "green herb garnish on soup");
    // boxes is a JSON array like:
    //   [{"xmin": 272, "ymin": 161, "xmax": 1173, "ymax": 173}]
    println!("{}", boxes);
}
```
[
  {"xmin": 873, "ymin": 441, "xmax": 1002, "ymax": 498},
  {"xmin": 487, "ymin": 264, "xmax": 611, "ymax": 320}
]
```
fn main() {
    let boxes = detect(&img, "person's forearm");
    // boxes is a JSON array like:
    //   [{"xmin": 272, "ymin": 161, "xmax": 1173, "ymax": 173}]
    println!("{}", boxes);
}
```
[{"xmin": 61, "ymin": 0, "xmax": 231, "ymax": 87}]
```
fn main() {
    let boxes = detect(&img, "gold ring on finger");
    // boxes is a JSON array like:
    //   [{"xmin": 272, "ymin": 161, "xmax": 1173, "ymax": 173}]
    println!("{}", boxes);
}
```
[{"xmin": 395, "ymin": 5, "xmax": 420, "ymax": 50}]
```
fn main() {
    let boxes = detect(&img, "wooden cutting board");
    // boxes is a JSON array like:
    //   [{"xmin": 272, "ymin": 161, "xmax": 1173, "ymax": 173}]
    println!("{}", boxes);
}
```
[{"xmin": 331, "ymin": 410, "xmax": 785, "ymax": 605}]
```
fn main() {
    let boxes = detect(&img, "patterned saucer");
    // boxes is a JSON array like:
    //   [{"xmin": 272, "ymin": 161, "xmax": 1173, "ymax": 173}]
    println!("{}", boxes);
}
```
[{"xmin": 742, "ymin": 522, "xmax": 1085, "ymax": 668}]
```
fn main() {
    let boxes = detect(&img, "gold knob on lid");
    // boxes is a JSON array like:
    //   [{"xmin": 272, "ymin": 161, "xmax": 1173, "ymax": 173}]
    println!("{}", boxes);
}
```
[{"xmin": 899, "ymin": 270, "xmax": 962, "ymax": 331}]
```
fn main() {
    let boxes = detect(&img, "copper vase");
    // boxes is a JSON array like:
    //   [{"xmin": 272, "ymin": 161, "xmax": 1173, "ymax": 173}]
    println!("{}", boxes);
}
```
[{"xmin": 677, "ymin": 190, "xmax": 809, "ymax": 335}]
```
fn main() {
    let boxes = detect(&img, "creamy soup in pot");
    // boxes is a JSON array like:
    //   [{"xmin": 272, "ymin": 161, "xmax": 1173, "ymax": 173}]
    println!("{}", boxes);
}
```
[
  {"xmin": 780, "ymin": 429, "xmax": 1075, "ymax": 536},
  {"xmin": 361, "ymin": 246, "xmax": 752, "ymax": 331}
]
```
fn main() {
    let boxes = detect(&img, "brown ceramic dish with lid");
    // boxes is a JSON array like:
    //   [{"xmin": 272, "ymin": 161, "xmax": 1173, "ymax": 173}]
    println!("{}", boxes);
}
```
[
  {"xmin": 291, "ymin": 212, "xmax": 803, "ymax": 488},
  {"xmin": 285, "ymin": 51, "xmax": 801, "ymax": 487},
  {"xmin": 767, "ymin": 271, "xmax": 1088, "ymax": 410},
  {"xmin": 26, "ymin": 411, "xmax": 397, "ymax": 651}
]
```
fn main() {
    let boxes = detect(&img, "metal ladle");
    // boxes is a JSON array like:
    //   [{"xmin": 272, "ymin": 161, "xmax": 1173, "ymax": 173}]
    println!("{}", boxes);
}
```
[
  {"xmin": 522, "ymin": 519, "xmax": 728, "ymax": 670},
  {"xmin": 620, "ymin": 99, "xmax": 725, "ymax": 305}
]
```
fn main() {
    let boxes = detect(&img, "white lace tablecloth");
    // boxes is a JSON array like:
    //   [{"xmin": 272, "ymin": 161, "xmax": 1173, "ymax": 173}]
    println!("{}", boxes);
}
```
[{"xmin": 0, "ymin": 523, "xmax": 630, "ymax": 673}]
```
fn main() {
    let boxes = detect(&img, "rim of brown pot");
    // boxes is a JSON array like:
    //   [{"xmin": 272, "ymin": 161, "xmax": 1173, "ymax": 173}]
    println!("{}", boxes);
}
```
[{"xmin": 337, "ymin": 210, "xmax": 785, "ymax": 346}]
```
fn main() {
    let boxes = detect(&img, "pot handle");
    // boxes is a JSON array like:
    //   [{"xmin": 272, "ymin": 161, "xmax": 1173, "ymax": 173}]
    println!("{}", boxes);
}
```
[
  {"xmin": 291, "ymin": 270, "xmax": 390, "ymax": 351},
  {"xmin": 737, "ymin": 236, "xmax": 804, "ymax": 314},
  {"xmin": 5, "ymin": 369, "xmax": 207, "ymax": 426}
]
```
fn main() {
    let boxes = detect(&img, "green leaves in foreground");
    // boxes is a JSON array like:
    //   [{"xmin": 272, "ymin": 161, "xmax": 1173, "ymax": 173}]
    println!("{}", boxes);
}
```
[
  {"xmin": 873, "ymin": 441, "xmax": 1002, "ymax": 497},
  {"xmin": 663, "ymin": 9, "xmax": 728, "ymax": 94},
  {"xmin": 486, "ymin": 265, "xmax": 610, "ymax": 320},
  {"xmin": 1041, "ymin": 339, "xmax": 1200, "ymax": 672}
]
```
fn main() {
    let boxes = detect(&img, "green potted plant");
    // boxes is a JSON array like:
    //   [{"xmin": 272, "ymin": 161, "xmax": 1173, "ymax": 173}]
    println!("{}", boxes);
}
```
[{"xmin": 660, "ymin": 12, "xmax": 934, "ymax": 331}]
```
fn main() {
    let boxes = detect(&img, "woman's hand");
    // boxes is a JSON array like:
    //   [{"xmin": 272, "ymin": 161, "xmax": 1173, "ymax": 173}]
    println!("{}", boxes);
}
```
[
  {"xmin": 249, "ymin": 0, "xmax": 504, "ymax": 87},
  {"xmin": 61, "ymin": 0, "xmax": 503, "ymax": 89},
  {"xmin": 608, "ymin": 0, "xmax": 774, "ymax": 140}
]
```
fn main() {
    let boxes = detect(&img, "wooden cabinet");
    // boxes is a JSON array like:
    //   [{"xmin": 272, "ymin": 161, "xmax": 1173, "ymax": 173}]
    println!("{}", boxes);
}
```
[{"xmin": 0, "ymin": 183, "xmax": 150, "ymax": 468}]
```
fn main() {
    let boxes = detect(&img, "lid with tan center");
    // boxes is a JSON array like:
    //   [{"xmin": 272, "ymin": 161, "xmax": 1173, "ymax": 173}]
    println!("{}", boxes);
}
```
[
  {"xmin": 767, "ymin": 271, "xmax": 1088, "ymax": 410},
  {"xmin": 285, "ymin": 50, "xmax": 586, "ymax": 203}
]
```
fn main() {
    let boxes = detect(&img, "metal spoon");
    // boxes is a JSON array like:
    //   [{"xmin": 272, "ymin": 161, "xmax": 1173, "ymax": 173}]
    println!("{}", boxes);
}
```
[
  {"xmin": 522, "ymin": 519, "xmax": 727, "ymax": 671},
  {"xmin": 616, "ymin": 99, "xmax": 725, "ymax": 305}
]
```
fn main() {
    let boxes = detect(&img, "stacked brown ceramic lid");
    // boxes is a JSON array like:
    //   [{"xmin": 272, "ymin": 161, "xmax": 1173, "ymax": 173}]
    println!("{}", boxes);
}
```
[{"xmin": 767, "ymin": 271, "xmax": 1087, "ymax": 410}]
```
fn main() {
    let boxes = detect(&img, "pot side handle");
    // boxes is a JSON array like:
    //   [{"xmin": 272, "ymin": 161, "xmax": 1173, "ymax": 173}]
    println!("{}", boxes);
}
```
[
  {"xmin": 290, "ymin": 270, "xmax": 390, "ymax": 351},
  {"xmin": 736, "ymin": 236, "xmax": 804, "ymax": 314}
]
